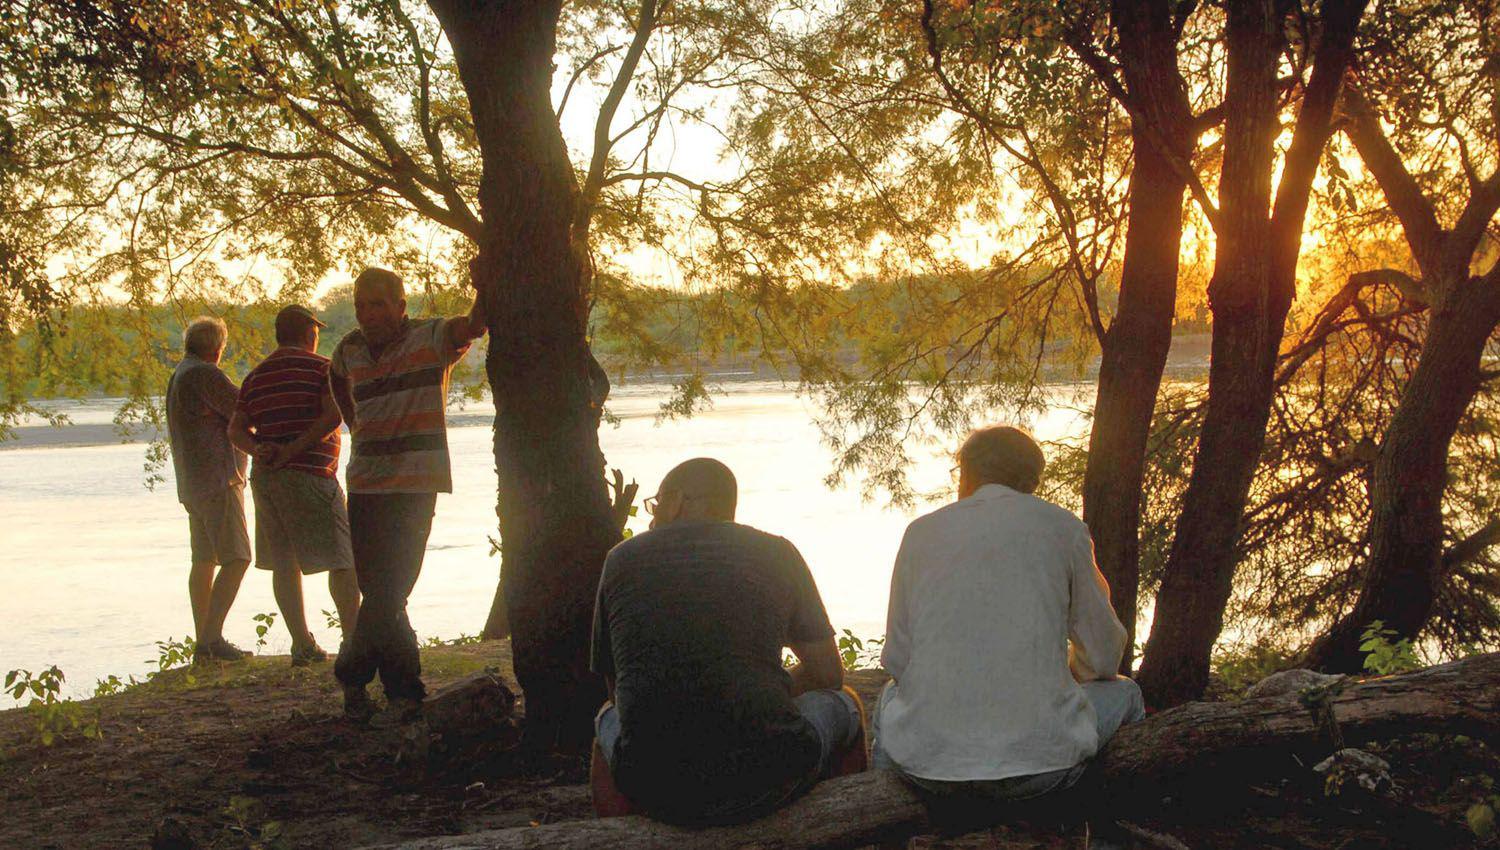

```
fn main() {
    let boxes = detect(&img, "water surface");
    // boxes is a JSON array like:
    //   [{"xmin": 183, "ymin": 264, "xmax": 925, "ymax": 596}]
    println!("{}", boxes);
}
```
[{"xmin": 0, "ymin": 381, "xmax": 1088, "ymax": 695}]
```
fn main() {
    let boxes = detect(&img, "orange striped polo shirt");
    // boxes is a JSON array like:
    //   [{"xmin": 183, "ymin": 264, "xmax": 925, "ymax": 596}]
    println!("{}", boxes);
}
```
[{"xmin": 331, "ymin": 317, "xmax": 468, "ymax": 494}]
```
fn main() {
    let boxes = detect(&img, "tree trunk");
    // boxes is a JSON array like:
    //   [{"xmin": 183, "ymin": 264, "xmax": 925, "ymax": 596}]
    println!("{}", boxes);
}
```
[
  {"xmin": 1306, "ymin": 280, "xmax": 1500, "ymax": 671},
  {"xmin": 376, "ymin": 653, "xmax": 1500, "ymax": 850},
  {"xmin": 428, "ymin": 0, "xmax": 620, "ymax": 748},
  {"xmin": 1080, "ymin": 0, "xmax": 1193, "ymax": 671},
  {"xmin": 1135, "ymin": 0, "xmax": 1365, "ymax": 708}
]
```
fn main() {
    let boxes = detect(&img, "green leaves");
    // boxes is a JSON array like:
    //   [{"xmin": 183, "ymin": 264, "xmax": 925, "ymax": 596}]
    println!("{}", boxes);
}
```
[
  {"xmin": 1359, "ymin": 620, "xmax": 1421, "ymax": 676},
  {"xmin": 253, "ymin": 611, "xmax": 278, "ymax": 652},
  {"xmin": 150, "ymin": 635, "xmax": 197, "ymax": 685},
  {"xmin": 1469, "ymin": 796, "xmax": 1497, "ymax": 839},
  {"xmin": 836, "ymin": 628, "xmax": 884, "ymax": 671},
  {"xmin": 4, "ymin": 665, "xmax": 102, "ymax": 746}
]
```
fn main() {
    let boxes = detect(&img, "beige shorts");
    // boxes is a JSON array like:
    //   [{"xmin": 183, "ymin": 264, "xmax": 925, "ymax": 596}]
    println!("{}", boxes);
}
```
[
  {"xmin": 186, "ymin": 486, "xmax": 252, "ymax": 567},
  {"xmin": 250, "ymin": 467, "xmax": 354, "ymax": 574}
]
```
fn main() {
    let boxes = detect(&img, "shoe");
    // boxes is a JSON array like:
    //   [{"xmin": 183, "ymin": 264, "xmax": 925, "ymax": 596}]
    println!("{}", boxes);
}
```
[
  {"xmin": 194, "ymin": 638, "xmax": 252, "ymax": 664},
  {"xmin": 343, "ymin": 685, "xmax": 376, "ymax": 724},
  {"xmin": 290, "ymin": 642, "xmax": 328, "ymax": 667},
  {"xmin": 368, "ymin": 696, "xmax": 423, "ymax": 729}
]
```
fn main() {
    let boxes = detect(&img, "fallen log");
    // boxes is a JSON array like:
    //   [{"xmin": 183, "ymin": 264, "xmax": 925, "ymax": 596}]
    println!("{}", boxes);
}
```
[{"xmin": 374, "ymin": 652, "xmax": 1500, "ymax": 850}]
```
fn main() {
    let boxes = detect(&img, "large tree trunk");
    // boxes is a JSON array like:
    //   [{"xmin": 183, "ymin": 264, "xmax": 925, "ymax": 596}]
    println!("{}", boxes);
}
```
[
  {"xmin": 377, "ymin": 653, "xmax": 1500, "ymax": 850},
  {"xmin": 429, "ymin": 0, "xmax": 619, "ymax": 748},
  {"xmin": 1306, "ymin": 280, "xmax": 1500, "ymax": 671},
  {"xmin": 1080, "ymin": 0, "xmax": 1193, "ymax": 670},
  {"xmin": 1136, "ymin": 0, "xmax": 1365, "ymax": 708}
]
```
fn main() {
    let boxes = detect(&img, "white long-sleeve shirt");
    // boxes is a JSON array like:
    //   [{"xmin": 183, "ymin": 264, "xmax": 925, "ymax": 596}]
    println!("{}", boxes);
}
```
[{"xmin": 877, "ymin": 483, "xmax": 1127, "ymax": 781}]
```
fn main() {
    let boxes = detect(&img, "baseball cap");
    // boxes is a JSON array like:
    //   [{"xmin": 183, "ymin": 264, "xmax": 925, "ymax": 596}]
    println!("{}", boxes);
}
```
[{"xmin": 274, "ymin": 304, "xmax": 327, "ymax": 342}]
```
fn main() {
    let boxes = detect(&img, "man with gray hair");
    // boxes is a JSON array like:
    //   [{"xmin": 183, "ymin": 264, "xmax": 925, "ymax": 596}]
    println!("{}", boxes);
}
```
[
  {"xmin": 872, "ymin": 425, "xmax": 1143, "ymax": 803},
  {"xmin": 166, "ymin": 315, "xmax": 253, "ymax": 663}
]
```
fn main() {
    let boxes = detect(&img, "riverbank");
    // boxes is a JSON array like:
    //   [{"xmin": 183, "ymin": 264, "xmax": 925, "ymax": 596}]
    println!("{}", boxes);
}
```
[{"xmin": 3, "ymin": 644, "xmax": 1496, "ymax": 849}]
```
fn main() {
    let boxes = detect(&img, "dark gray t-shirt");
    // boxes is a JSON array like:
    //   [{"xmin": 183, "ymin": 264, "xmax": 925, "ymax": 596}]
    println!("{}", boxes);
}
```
[
  {"xmin": 591, "ymin": 521, "xmax": 835, "ymax": 823},
  {"xmin": 166, "ymin": 355, "xmax": 247, "ymax": 505}
]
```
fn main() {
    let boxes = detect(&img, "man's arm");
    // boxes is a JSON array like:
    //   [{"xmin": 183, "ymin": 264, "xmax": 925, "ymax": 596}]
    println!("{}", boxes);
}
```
[
  {"xmin": 880, "ymin": 528, "xmax": 915, "ymax": 684},
  {"xmin": 787, "ymin": 636, "xmax": 844, "ymax": 696},
  {"xmin": 445, "ymin": 295, "xmax": 488, "ymax": 351},
  {"xmin": 227, "ymin": 411, "xmax": 277, "ymax": 465},
  {"xmin": 445, "ymin": 258, "xmax": 491, "ymax": 350},
  {"xmin": 330, "ymin": 371, "xmax": 357, "ymax": 431},
  {"xmin": 202, "ymin": 368, "xmax": 240, "ymax": 421},
  {"xmin": 1068, "ymin": 529, "xmax": 1128, "ymax": 682},
  {"xmin": 782, "ymin": 537, "xmax": 842, "ymax": 694},
  {"xmin": 269, "ymin": 383, "xmax": 342, "ymax": 469}
]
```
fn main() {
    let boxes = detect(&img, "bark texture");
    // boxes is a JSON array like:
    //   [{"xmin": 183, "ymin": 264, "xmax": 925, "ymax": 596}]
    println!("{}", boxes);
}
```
[
  {"xmin": 421, "ymin": 671, "xmax": 517, "ymax": 737},
  {"xmin": 427, "ymin": 0, "xmax": 619, "ymax": 747},
  {"xmin": 376, "ymin": 653, "xmax": 1500, "ymax": 850},
  {"xmin": 1136, "ymin": 0, "xmax": 1366, "ymax": 707},
  {"xmin": 1079, "ymin": 0, "xmax": 1194, "ymax": 669}
]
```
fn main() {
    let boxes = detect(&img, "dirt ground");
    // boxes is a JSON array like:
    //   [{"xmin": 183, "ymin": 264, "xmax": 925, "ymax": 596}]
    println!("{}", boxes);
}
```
[{"xmin": 1, "ymin": 644, "xmax": 1494, "ymax": 849}]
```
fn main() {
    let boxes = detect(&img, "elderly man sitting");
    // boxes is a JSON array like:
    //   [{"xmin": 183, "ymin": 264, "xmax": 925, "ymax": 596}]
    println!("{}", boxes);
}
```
[
  {"xmin": 873, "ymin": 425, "xmax": 1144, "ymax": 801},
  {"xmin": 589, "ymin": 458, "xmax": 867, "ymax": 825}
]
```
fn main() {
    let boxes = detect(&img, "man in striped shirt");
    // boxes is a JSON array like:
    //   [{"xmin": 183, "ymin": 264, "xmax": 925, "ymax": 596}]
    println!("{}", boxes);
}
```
[
  {"xmin": 229, "ymin": 305, "xmax": 361, "ymax": 667},
  {"xmin": 329, "ymin": 267, "xmax": 487, "ymax": 726}
]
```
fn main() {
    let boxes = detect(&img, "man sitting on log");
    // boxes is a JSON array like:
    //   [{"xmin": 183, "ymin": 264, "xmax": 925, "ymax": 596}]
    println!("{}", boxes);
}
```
[
  {"xmin": 872, "ymin": 425, "xmax": 1144, "ymax": 801},
  {"xmin": 589, "ymin": 457, "xmax": 867, "ymax": 824}
]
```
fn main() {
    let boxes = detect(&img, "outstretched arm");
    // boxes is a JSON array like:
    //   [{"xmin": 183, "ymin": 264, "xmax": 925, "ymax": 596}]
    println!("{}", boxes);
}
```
[
  {"xmin": 446, "ymin": 296, "xmax": 487, "ymax": 349},
  {"xmin": 445, "ymin": 258, "xmax": 490, "ymax": 350}
]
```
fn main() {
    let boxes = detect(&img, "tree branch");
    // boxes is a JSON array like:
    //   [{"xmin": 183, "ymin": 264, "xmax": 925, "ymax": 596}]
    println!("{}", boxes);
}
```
[
  {"xmin": 578, "ymin": 0, "xmax": 662, "ymax": 229},
  {"xmin": 1442, "ymin": 517, "xmax": 1500, "ymax": 573},
  {"xmin": 1275, "ymin": 268, "xmax": 1427, "ymax": 384},
  {"xmin": 390, "ymin": 0, "xmax": 480, "ymax": 237},
  {"xmin": 1340, "ymin": 83, "xmax": 1445, "ymax": 275},
  {"xmin": 558, "ymin": 45, "xmax": 625, "ymax": 124},
  {"xmin": 1061, "ymin": 19, "xmax": 1221, "ymax": 231}
]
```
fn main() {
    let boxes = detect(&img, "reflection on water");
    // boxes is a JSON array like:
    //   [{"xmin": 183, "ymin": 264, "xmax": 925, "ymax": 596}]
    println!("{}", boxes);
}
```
[{"xmin": 0, "ymin": 381, "xmax": 1088, "ymax": 696}]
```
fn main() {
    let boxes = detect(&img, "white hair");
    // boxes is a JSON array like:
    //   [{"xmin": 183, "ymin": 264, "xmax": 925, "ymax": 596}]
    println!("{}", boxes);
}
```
[{"xmin": 183, "ymin": 316, "xmax": 228, "ymax": 358}]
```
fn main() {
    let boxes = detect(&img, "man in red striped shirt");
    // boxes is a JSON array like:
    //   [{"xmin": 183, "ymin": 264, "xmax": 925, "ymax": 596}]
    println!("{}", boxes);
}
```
[{"xmin": 229, "ymin": 305, "xmax": 361, "ymax": 667}]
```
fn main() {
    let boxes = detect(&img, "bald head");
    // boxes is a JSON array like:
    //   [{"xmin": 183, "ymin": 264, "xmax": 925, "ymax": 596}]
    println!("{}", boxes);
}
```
[{"xmin": 651, "ymin": 458, "xmax": 738, "ymax": 526}]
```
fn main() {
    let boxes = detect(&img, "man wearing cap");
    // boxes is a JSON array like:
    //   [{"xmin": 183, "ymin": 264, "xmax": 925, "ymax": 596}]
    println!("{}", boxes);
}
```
[
  {"xmin": 229, "ymin": 305, "xmax": 361, "ymax": 666},
  {"xmin": 328, "ymin": 266, "xmax": 487, "ymax": 727}
]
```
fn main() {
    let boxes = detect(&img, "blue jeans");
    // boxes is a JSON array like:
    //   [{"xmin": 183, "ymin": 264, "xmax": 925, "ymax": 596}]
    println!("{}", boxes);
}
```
[
  {"xmin": 595, "ymin": 688, "xmax": 861, "ymax": 779},
  {"xmin": 872, "ymin": 677, "xmax": 1145, "ymax": 800},
  {"xmin": 596, "ymin": 689, "xmax": 860, "ymax": 822}
]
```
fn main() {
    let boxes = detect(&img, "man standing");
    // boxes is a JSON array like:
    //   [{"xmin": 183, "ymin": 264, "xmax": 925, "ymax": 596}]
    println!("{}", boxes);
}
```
[
  {"xmin": 165, "ymin": 316, "xmax": 252, "ymax": 663},
  {"xmin": 330, "ymin": 267, "xmax": 486, "ymax": 727},
  {"xmin": 590, "ymin": 458, "xmax": 867, "ymax": 825},
  {"xmin": 873, "ymin": 426, "xmax": 1143, "ymax": 801},
  {"xmin": 228, "ymin": 305, "xmax": 361, "ymax": 666}
]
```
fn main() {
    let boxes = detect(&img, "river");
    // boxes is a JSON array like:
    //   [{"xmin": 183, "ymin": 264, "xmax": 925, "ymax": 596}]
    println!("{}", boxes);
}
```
[{"xmin": 0, "ymin": 380, "xmax": 1090, "ymax": 696}]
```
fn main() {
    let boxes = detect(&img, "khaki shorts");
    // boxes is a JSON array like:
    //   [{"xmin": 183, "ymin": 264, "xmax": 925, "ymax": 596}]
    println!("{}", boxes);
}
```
[
  {"xmin": 186, "ymin": 485, "xmax": 252, "ymax": 567},
  {"xmin": 251, "ymin": 467, "xmax": 354, "ymax": 574}
]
